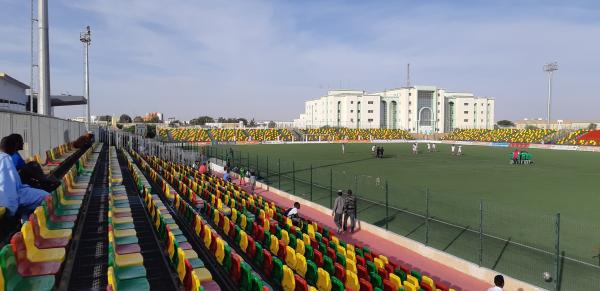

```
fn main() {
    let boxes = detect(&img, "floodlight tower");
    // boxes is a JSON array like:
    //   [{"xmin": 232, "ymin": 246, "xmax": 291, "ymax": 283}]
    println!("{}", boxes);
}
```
[
  {"xmin": 543, "ymin": 62, "xmax": 558, "ymax": 128},
  {"xmin": 38, "ymin": 0, "xmax": 51, "ymax": 115},
  {"xmin": 80, "ymin": 26, "xmax": 91, "ymax": 129}
]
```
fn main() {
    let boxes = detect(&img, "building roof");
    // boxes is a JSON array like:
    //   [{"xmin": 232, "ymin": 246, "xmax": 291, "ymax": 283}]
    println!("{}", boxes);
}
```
[
  {"xmin": 50, "ymin": 94, "xmax": 87, "ymax": 106},
  {"xmin": 0, "ymin": 72, "xmax": 30, "ymax": 89},
  {"xmin": 515, "ymin": 119, "xmax": 600, "ymax": 124}
]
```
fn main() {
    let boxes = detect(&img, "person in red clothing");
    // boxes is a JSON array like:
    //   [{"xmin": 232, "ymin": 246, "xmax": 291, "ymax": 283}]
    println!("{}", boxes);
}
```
[
  {"xmin": 199, "ymin": 162, "xmax": 207, "ymax": 175},
  {"xmin": 512, "ymin": 149, "xmax": 520, "ymax": 165}
]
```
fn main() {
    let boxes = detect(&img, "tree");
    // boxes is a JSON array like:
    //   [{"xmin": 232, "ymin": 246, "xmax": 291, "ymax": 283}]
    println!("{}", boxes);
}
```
[
  {"xmin": 249, "ymin": 118, "xmax": 256, "ymax": 127},
  {"xmin": 497, "ymin": 120, "xmax": 515, "ymax": 127},
  {"xmin": 98, "ymin": 115, "xmax": 112, "ymax": 122},
  {"xmin": 119, "ymin": 114, "xmax": 132, "ymax": 123},
  {"xmin": 146, "ymin": 125, "xmax": 156, "ymax": 138},
  {"xmin": 268, "ymin": 121, "xmax": 276, "ymax": 128},
  {"xmin": 133, "ymin": 116, "xmax": 144, "ymax": 123},
  {"xmin": 146, "ymin": 115, "xmax": 160, "ymax": 123},
  {"xmin": 189, "ymin": 116, "xmax": 214, "ymax": 126},
  {"xmin": 588, "ymin": 123, "xmax": 597, "ymax": 130}
]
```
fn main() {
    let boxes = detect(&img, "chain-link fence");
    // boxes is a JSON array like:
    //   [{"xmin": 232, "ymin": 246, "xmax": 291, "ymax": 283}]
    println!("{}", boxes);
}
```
[{"xmin": 202, "ymin": 144, "xmax": 600, "ymax": 291}]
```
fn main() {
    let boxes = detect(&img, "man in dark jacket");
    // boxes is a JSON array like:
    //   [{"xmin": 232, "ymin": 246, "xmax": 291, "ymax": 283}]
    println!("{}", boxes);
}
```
[
  {"xmin": 332, "ymin": 190, "xmax": 345, "ymax": 233},
  {"xmin": 343, "ymin": 189, "xmax": 357, "ymax": 233}
]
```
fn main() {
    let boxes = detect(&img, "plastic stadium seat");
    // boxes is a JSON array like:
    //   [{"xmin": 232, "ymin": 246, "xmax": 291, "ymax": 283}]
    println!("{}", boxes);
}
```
[
  {"xmin": 313, "ymin": 250, "xmax": 323, "ymax": 267},
  {"xmin": 331, "ymin": 276, "xmax": 344, "ymax": 291},
  {"xmin": 281, "ymin": 265, "xmax": 296, "ymax": 291},
  {"xmin": 305, "ymin": 260, "xmax": 318, "ymax": 286},
  {"xmin": 18, "ymin": 226, "xmax": 65, "ymax": 263},
  {"xmin": 389, "ymin": 273, "xmax": 402, "ymax": 290},
  {"xmin": 383, "ymin": 279, "xmax": 396, "ymax": 291},
  {"xmin": 323, "ymin": 256, "xmax": 335, "ymax": 275},
  {"xmin": 345, "ymin": 270, "xmax": 359, "ymax": 291},
  {"xmin": 1, "ymin": 246, "xmax": 55, "ymax": 291},
  {"xmin": 359, "ymin": 278, "xmax": 373, "ymax": 291},
  {"xmin": 317, "ymin": 267, "xmax": 332, "ymax": 291},
  {"xmin": 294, "ymin": 253, "xmax": 307, "ymax": 277},
  {"xmin": 10, "ymin": 233, "xmax": 62, "ymax": 276},
  {"xmin": 262, "ymin": 249, "xmax": 273, "ymax": 275},
  {"xmin": 230, "ymin": 254, "xmax": 242, "ymax": 282},
  {"xmin": 334, "ymin": 262, "xmax": 345, "ymax": 282},
  {"xmin": 294, "ymin": 274, "xmax": 309, "ymax": 291},
  {"xmin": 369, "ymin": 271, "xmax": 383, "ymax": 290},
  {"xmin": 272, "ymin": 257, "xmax": 284, "ymax": 284}
]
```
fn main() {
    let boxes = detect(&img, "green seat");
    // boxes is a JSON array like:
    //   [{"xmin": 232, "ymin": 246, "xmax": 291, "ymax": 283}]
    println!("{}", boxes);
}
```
[
  {"xmin": 0, "ymin": 246, "xmax": 55, "ymax": 291},
  {"xmin": 336, "ymin": 252, "xmax": 346, "ymax": 267},
  {"xmin": 253, "ymin": 244, "xmax": 264, "ymax": 266},
  {"xmin": 222, "ymin": 245, "xmax": 232, "ymax": 272},
  {"xmin": 114, "ymin": 276, "xmax": 150, "ymax": 291},
  {"xmin": 288, "ymin": 234, "xmax": 297, "ymax": 249},
  {"xmin": 240, "ymin": 262, "xmax": 252, "ymax": 291},
  {"xmin": 331, "ymin": 276, "xmax": 345, "ymax": 291},
  {"xmin": 305, "ymin": 260, "xmax": 318, "ymax": 286},
  {"xmin": 271, "ymin": 257, "xmax": 283, "ymax": 284},
  {"xmin": 304, "ymin": 245, "xmax": 314, "ymax": 261},
  {"xmin": 249, "ymin": 273, "xmax": 264, "ymax": 291},
  {"xmin": 410, "ymin": 269, "xmax": 422, "ymax": 281},
  {"xmin": 367, "ymin": 261, "xmax": 377, "ymax": 274},
  {"xmin": 115, "ymin": 235, "xmax": 139, "ymax": 246},
  {"xmin": 323, "ymin": 256, "xmax": 335, "ymax": 275},
  {"xmin": 369, "ymin": 271, "xmax": 383, "ymax": 289}
]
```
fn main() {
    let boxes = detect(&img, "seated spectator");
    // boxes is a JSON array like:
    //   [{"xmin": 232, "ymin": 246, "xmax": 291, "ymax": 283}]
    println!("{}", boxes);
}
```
[
  {"xmin": 223, "ymin": 167, "xmax": 231, "ymax": 182},
  {"xmin": 0, "ymin": 151, "xmax": 49, "ymax": 221},
  {"xmin": 487, "ymin": 274, "xmax": 504, "ymax": 291},
  {"xmin": 285, "ymin": 202, "xmax": 301, "ymax": 225},
  {"xmin": 199, "ymin": 162, "xmax": 207, "ymax": 175},
  {"xmin": 1, "ymin": 134, "xmax": 59, "ymax": 192},
  {"xmin": 73, "ymin": 132, "xmax": 94, "ymax": 148}
]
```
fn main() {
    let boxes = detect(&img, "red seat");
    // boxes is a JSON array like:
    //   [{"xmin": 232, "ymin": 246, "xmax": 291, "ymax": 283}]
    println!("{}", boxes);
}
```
[
  {"xmin": 435, "ymin": 281, "xmax": 450, "ymax": 291},
  {"xmin": 262, "ymin": 249, "xmax": 273, "ymax": 275},
  {"xmin": 45, "ymin": 197, "xmax": 77, "ymax": 222},
  {"xmin": 326, "ymin": 247, "xmax": 336, "ymax": 260},
  {"xmin": 383, "ymin": 279, "xmax": 396, "ymax": 291},
  {"xmin": 246, "ymin": 236, "xmax": 256, "ymax": 258},
  {"xmin": 420, "ymin": 281, "xmax": 434, "ymax": 291},
  {"xmin": 255, "ymin": 225, "xmax": 265, "ymax": 242},
  {"xmin": 359, "ymin": 278, "xmax": 373, "ymax": 291},
  {"xmin": 364, "ymin": 252, "xmax": 373, "ymax": 262},
  {"xmin": 183, "ymin": 260, "xmax": 194, "ymax": 290},
  {"xmin": 294, "ymin": 274, "xmax": 309, "ymax": 291},
  {"xmin": 313, "ymin": 250, "xmax": 323, "ymax": 267},
  {"xmin": 230, "ymin": 254, "xmax": 242, "ymax": 282},
  {"xmin": 11, "ymin": 233, "xmax": 62, "ymax": 276},
  {"xmin": 384, "ymin": 263, "xmax": 394, "ymax": 274},
  {"xmin": 228, "ymin": 221, "xmax": 236, "ymax": 238},
  {"xmin": 310, "ymin": 238, "xmax": 318, "ymax": 250},
  {"xmin": 334, "ymin": 262, "xmax": 345, "ymax": 282},
  {"xmin": 277, "ymin": 240, "xmax": 287, "ymax": 259},
  {"xmin": 377, "ymin": 268, "xmax": 388, "ymax": 280},
  {"xmin": 113, "ymin": 211, "xmax": 132, "ymax": 218},
  {"xmin": 116, "ymin": 243, "xmax": 141, "ymax": 254},
  {"xmin": 355, "ymin": 255, "xmax": 365, "ymax": 266},
  {"xmin": 357, "ymin": 264, "xmax": 369, "ymax": 280},
  {"xmin": 30, "ymin": 216, "xmax": 70, "ymax": 248}
]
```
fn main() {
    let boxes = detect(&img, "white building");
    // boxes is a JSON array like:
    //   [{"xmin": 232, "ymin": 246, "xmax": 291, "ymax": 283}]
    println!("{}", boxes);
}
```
[
  {"xmin": 0, "ymin": 72, "xmax": 30, "ymax": 112},
  {"xmin": 293, "ymin": 85, "xmax": 494, "ymax": 133}
]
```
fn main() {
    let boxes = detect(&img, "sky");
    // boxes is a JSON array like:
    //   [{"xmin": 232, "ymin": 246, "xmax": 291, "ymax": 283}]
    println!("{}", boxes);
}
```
[{"xmin": 1, "ymin": 0, "xmax": 600, "ymax": 122}]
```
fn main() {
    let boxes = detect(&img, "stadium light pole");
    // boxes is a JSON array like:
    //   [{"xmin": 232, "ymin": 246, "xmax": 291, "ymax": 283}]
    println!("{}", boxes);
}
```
[
  {"xmin": 80, "ymin": 26, "xmax": 91, "ymax": 130},
  {"xmin": 543, "ymin": 62, "xmax": 558, "ymax": 129}
]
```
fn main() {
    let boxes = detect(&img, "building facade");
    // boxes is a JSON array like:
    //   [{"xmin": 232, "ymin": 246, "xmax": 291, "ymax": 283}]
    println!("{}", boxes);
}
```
[
  {"xmin": 0, "ymin": 72, "xmax": 30, "ymax": 112},
  {"xmin": 293, "ymin": 86, "xmax": 494, "ymax": 133}
]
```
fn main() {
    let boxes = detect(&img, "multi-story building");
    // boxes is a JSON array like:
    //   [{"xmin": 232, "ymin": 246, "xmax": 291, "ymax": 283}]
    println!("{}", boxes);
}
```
[{"xmin": 293, "ymin": 85, "xmax": 494, "ymax": 133}]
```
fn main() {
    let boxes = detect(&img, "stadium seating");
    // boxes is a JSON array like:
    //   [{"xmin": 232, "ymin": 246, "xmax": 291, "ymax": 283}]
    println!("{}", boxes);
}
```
[
  {"xmin": 158, "ymin": 128, "xmax": 211, "ymax": 142},
  {"xmin": 136, "ymin": 152, "xmax": 459, "ymax": 291},
  {"xmin": 443, "ymin": 129, "xmax": 555, "ymax": 143},
  {"xmin": 29, "ymin": 142, "xmax": 79, "ymax": 174},
  {"xmin": 302, "ymin": 128, "xmax": 413, "ymax": 141},
  {"xmin": 247, "ymin": 129, "xmax": 291, "ymax": 142},
  {"xmin": 0, "ymin": 143, "xmax": 100, "ymax": 291},
  {"xmin": 209, "ymin": 129, "xmax": 248, "ymax": 142},
  {"xmin": 574, "ymin": 130, "xmax": 600, "ymax": 146}
]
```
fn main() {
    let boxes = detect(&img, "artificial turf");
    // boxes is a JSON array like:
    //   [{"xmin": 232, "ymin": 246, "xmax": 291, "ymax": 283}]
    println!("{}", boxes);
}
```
[{"xmin": 211, "ymin": 142, "xmax": 600, "ymax": 290}]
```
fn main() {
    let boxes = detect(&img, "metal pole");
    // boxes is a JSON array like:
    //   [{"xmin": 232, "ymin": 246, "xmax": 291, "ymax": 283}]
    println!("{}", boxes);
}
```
[
  {"xmin": 329, "ymin": 168, "xmax": 333, "ymax": 208},
  {"xmin": 425, "ymin": 188, "xmax": 430, "ymax": 245},
  {"xmin": 292, "ymin": 161, "xmax": 296, "ymax": 194},
  {"xmin": 385, "ymin": 180, "xmax": 389, "ymax": 230},
  {"xmin": 278, "ymin": 158, "xmax": 281, "ymax": 190},
  {"xmin": 555, "ymin": 213, "xmax": 561, "ymax": 291},
  {"xmin": 81, "ymin": 26, "xmax": 91, "ymax": 130},
  {"xmin": 310, "ymin": 164, "xmax": 313, "ymax": 201},
  {"xmin": 37, "ymin": 0, "xmax": 51, "ymax": 116},
  {"xmin": 256, "ymin": 154, "xmax": 259, "ymax": 176},
  {"xmin": 479, "ymin": 200, "xmax": 484, "ymax": 266},
  {"xmin": 266, "ymin": 155, "xmax": 269, "ymax": 190}
]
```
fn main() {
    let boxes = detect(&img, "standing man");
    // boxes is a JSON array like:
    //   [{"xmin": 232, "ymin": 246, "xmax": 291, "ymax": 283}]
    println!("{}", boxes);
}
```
[
  {"xmin": 332, "ymin": 190, "xmax": 345, "ymax": 233},
  {"xmin": 343, "ymin": 189, "xmax": 357, "ymax": 233},
  {"xmin": 451, "ymin": 144, "xmax": 456, "ymax": 155},
  {"xmin": 457, "ymin": 145, "xmax": 463, "ymax": 156},
  {"xmin": 427, "ymin": 143, "xmax": 431, "ymax": 153},
  {"xmin": 342, "ymin": 143, "xmax": 346, "ymax": 155},
  {"xmin": 250, "ymin": 168, "xmax": 257, "ymax": 193}
]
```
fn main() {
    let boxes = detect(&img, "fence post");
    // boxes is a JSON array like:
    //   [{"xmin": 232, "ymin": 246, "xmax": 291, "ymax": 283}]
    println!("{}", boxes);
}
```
[
  {"xmin": 310, "ymin": 164, "xmax": 313, "ymax": 201},
  {"xmin": 256, "ymin": 154, "xmax": 259, "ymax": 175},
  {"xmin": 479, "ymin": 200, "xmax": 483, "ymax": 266},
  {"xmin": 247, "ymin": 152, "xmax": 250, "ymax": 169},
  {"xmin": 278, "ymin": 158, "xmax": 281, "ymax": 190},
  {"xmin": 385, "ymin": 180, "xmax": 389, "ymax": 230},
  {"xmin": 292, "ymin": 161, "xmax": 296, "ymax": 194},
  {"xmin": 555, "ymin": 213, "xmax": 561, "ymax": 291},
  {"xmin": 266, "ymin": 155, "xmax": 269, "ymax": 189},
  {"xmin": 425, "ymin": 187, "xmax": 430, "ymax": 245},
  {"xmin": 329, "ymin": 168, "xmax": 333, "ymax": 208}
]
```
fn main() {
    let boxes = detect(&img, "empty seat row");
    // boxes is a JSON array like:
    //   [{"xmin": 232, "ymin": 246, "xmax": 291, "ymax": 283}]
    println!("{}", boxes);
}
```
[
  {"xmin": 153, "ymin": 157, "xmax": 457, "ymax": 291},
  {"xmin": 124, "ymin": 150, "xmax": 215, "ymax": 291},
  {"xmin": 127, "ymin": 150, "xmax": 270, "ymax": 291},
  {"xmin": 106, "ymin": 147, "xmax": 150, "ymax": 291},
  {"xmin": 0, "ymin": 143, "xmax": 101, "ymax": 291}
]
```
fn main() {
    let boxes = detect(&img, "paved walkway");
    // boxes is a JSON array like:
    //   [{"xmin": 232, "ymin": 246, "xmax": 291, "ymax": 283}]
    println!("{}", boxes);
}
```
[{"xmin": 223, "ymin": 174, "xmax": 490, "ymax": 291}]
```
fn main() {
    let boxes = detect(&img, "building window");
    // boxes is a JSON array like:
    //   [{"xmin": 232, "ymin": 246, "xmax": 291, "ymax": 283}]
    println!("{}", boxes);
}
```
[
  {"xmin": 350, "ymin": 118, "xmax": 354, "ymax": 122},
  {"xmin": 408, "ymin": 110, "xmax": 411, "ymax": 114},
  {"xmin": 437, "ymin": 110, "xmax": 440, "ymax": 113},
  {"xmin": 368, "ymin": 101, "xmax": 374, "ymax": 104},
  {"xmin": 368, "ymin": 110, "xmax": 373, "ymax": 113},
  {"xmin": 409, "ymin": 93, "xmax": 412, "ymax": 96},
  {"xmin": 409, "ymin": 101, "xmax": 412, "ymax": 105},
  {"xmin": 464, "ymin": 103, "xmax": 469, "ymax": 106},
  {"xmin": 351, "ymin": 101, "xmax": 354, "ymax": 104},
  {"xmin": 350, "ymin": 110, "xmax": 354, "ymax": 113},
  {"xmin": 464, "ymin": 111, "xmax": 469, "ymax": 114},
  {"xmin": 368, "ymin": 118, "xmax": 373, "ymax": 122},
  {"xmin": 464, "ymin": 119, "xmax": 468, "ymax": 122}
]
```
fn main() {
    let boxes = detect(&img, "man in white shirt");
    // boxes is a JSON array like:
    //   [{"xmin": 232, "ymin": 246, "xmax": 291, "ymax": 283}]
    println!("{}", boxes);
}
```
[
  {"xmin": 451, "ymin": 145, "xmax": 456, "ymax": 155},
  {"xmin": 487, "ymin": 275, "xmax": 504, "ymax": 291}
]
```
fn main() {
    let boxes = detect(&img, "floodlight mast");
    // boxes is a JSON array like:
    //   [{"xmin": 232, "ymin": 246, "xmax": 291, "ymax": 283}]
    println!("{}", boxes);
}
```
[
  {"xmin": 80, "ymin": 26, "xmax": 91, "ymax": 129},
  {"xmin": 543, "ymin": 62, "xmax": 558, "ymax": 128}
]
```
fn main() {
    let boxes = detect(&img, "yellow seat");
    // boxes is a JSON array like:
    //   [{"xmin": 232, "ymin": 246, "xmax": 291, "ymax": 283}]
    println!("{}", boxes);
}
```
[
  {"xmin": 295, "ymin": 239, "xmax": 305, "ymax": 255},
  {"xmin": 194, "ymin": 268, "xmax": 213, "ymax": 281},
  {"xmin": 107, "ymin": 266, "xmax": 116, "ymax": 291},
  {"xmin": 302, "ymin": 233, "xmax": 310, "ymax": 246},
  {"xmin": 307, "ymin": 225, "xmax": 315, "ymax": 239},
  {"xmin": 203, "ymin": 225, "xmax": 212, "ymax": 248},
  {"xmin": 239, "ymin": 231, "xmax": 248, "ymax": 252},
  {"xmin": 223, "ymin": 216, "xmax": 230, "ymax": 234},
  {"xmin": 269, "ymin": 235, "xmax": 279, "ymax": 255},
  {"xmin": 112, "ymin": 216, "xmax": 134, "ymax": 224},
  {"xmin": 240, "ymin": 214, "xmax": 247, "ymax": 230},
  {"xmin": 215, "ymin": 238, "xmax": 225, "ymax": 264},
  {"xmin": 345, "ymin": 270, "xmax": 359, "ymax": 291},
  {"xmin": 0, "ymin": 207, "xmax": 6, "ymax": 219},
  {"xmin": 406, "ymin": 274, "xmax": 419, "ymax": 287},
  {"xmin": 389, "ymin": 273, "xmax": 402, "ymax": 290},
  {"xmin": 281, "ymin": 229, "xmax": 290, "ymax": 246},
  {"xmin": 177, "ymin": 248, "xmax": 186, "ymax": 281},
  {"xmin": 374, "ymin": 257, "xmax": 384, "ymax": 270},
  {"xmin": 316, "ymin": 267, "xmax": 332, "ymax": 291},
  {"xmin": 22, "ymin": 222, "xmax": 65, "ymax": 262},
  {"xmin": 309, "ymin": 287, "xmax": 317, "ymax": 291},
  {"xmin": 113, "ymin": 228, "xmax": 137, "ymax": 238},
  {"xmin": 403, "ymin": 281, "xmax": 417, "ymax": 291},
  {"xmin": 378, "ymin": 254, "xmax": 389, "ymax": 265},
  {"xmin": 35, "ymin": 208, "xmax": 72, "ymax": 239},
  {"xmin": 281, "ymin": 265, "xmax": 296, "ymax": 291},
  {"xmin": 294, "ymin": 253, "xmax": 307, "ymax": 277},
  {"xmin": 422, "ymin": 275, "xmax": 435, "ymax": 289},
  {"xmin": 345, "ymin": 258, "xmax": 357, "ymax": 273},
  {"xmin": 184, "ymin": 249, "xmax": 198, "ymax": 259},
  {"xmin": 284, "ymin": 246, "xmax": 296, "ymax": 267},
  {"xmin": 231, "ymin": 208, "xmax": 238, "ymax": 223},
  {"xmin": 336, "ymin": 245, "xmax": 346, "ymax": 256}
]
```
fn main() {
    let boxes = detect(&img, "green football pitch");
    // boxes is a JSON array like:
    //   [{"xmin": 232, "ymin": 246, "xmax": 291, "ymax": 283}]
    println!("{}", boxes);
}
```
[{"xmin": 209, "ymin": 142, "xmax": 600, "ymax": 290}]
